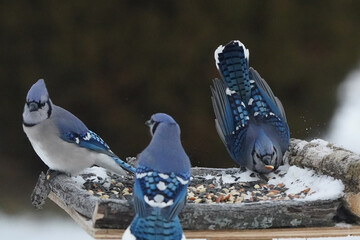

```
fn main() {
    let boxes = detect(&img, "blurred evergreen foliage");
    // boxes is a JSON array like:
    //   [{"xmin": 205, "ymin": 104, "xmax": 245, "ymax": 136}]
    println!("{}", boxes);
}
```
[{"xmin": 1, "ymin": 0, "xmax": 360, "ymax": 209}]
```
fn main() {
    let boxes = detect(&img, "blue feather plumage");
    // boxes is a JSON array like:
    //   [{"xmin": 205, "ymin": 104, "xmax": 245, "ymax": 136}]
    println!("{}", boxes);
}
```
[
  {"xmin": 60, "ymin": 129, "xmax": 135, "ymax": 173},
  {"xmin": 130, "ymin": 165, "xmax": 189, "ymax": 239},
  {"xmin": 123, "ymin": 113, "xmax": 190, "ymax": 240},
  {"xmin": 211, "ymin": 40, "xmax": 290, "ymax": 173},
  {"xmin": 23, "ymin": 78, "xmax": 135, "ymax": 176}
]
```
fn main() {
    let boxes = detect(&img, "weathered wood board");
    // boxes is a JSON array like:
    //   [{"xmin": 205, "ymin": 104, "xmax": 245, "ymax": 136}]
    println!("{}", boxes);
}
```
[
  {"xmin": 49, "ymin": 190, "xmax": 360, "ymax": 240},
  {"xmin": 93, "ymin": 192, "xmax": 340, "ymax": 230},
  {"xmin": 32, "ymin": 138, "xmax": 360, "ymax": 239},
  {"xmin": 37, "ymin": 168, "xmax": 342, "ymax": 230},
  {"xmin": 288, "ymin": 138, "xmax": 360, "ymax": 218}
]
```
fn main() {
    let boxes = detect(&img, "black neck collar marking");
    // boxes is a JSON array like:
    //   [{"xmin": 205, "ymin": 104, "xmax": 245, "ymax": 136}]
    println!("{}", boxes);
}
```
[
  {"xmin": 23, "ymin": 100, "xmax": 52, "ymax": 127},
  {"xmin": 23, "ymin": 121, "xmax": 37, "ymax": 127},
  {"xmin": 47, "ymin": 99, "xmax": 52, "ymax": 118},
  {"xmin": 152, "ymin": 122, "xmax": 160, "ymax": 135}
]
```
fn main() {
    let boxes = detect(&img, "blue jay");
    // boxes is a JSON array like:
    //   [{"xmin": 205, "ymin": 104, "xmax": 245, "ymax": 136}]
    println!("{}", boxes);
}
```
[
  {"xmin": 123, "ymin": 113, "xmax": 191, "ymax": 240},
  {"xmin": 211, "ymin": 40, "xmax": 290, "ymax": 173},
  {"xmin": 22, "ymin": 79, "xmax": 135, "ymax": 176}
]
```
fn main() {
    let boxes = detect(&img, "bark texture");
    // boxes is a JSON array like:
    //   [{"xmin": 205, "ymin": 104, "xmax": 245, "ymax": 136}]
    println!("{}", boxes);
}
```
[{"xmin": 31, "ymin": 138, "xmax": 360, "ymax": 229}]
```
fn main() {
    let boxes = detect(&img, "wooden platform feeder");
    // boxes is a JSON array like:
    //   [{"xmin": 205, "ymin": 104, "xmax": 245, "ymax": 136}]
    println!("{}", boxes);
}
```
[{"xmin": 31, "ymin": 138, "xmax": 360, "ymax": 239}]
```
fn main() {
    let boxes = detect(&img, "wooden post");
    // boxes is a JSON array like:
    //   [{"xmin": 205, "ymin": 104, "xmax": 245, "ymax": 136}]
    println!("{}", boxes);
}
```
[{"xmin": 288, "ymin": 138, "xmax": 360, "ymax": 219}]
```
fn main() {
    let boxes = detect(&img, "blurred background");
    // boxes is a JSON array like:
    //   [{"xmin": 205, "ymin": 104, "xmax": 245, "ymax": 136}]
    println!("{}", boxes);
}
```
[{"xmin": 1, "ymin": 0, "xmax": 360, "ymax": 238}]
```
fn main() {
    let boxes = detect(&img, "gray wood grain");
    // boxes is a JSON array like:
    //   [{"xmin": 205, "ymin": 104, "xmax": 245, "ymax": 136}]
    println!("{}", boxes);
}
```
[
  {"xmin": 31, "ymin": 138, "xmax": 360, "ymax": 230},
  {"xmin": 288, "ymin": 138, "xmax": 360, "ymax": 193}
]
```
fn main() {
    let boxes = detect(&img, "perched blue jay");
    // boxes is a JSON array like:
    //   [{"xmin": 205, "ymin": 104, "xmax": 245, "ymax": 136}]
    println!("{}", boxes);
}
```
[
  {"xmin": 211, "ymin": 40, "xmax": 290, "ymax": 173},
  {"xmin": 123, "ymin": 113, "xmax": 191, "ymax": 240},
  {"xmin": 22, "ymin": 79, "xmax": 135, "ymax": 176}
]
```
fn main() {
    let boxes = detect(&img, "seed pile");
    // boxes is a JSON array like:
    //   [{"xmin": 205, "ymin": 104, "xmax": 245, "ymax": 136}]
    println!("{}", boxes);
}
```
[
  {"xmin": 80, "ymin": 172, "xmax": 134, "ymax": 200},
  {"xmin": 77, "ymin": 167, "xmax": 316, "ymax": 204},
  {"xmin": 187, "ymin": 175, "xmax": 314, "ymax": 204}
]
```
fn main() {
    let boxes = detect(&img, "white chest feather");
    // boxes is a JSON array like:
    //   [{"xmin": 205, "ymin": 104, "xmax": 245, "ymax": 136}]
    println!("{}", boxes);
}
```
[{"xmin": 23, "ymin": 121, "xmax": 97, "ymax": 175}]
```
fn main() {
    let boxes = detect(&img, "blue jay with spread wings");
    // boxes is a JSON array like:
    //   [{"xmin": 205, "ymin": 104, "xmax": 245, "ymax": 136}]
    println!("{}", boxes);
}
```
[
  {"xmin": 123, "ymin": 113, "xmax": 191, "ymax": 240},
  {"xmin": 211, "ymin": 40, "xmax": 290, "ymax": 173},
  {"xmin": 22, "ymin": 79, "xmax": 135, "ymax": 176}
]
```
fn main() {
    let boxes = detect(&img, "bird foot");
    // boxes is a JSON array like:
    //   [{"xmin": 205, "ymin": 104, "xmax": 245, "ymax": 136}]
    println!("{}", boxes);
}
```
[{"xmin": 45, "ymin": 169, "xmax": 66, "ymax": 182}]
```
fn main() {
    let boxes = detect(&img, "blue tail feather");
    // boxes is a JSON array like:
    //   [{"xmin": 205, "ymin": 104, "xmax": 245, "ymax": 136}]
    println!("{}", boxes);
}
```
[
  {"xmin": 215, "ymin": 40, "xmax": 251, "ymax": 101},
  {"xmin": 212, "ymin": 40, "xmax": 290, "ymax": 173},
  {"xmin": 130, "ymin": 213, "xmax": 183, "ymax": 240}
]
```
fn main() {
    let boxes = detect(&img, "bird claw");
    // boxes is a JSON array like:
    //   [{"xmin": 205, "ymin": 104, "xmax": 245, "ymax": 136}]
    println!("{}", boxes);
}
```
[{"xmin": 45, "ymin": 169, "xmax": 65, "ymax": 182}]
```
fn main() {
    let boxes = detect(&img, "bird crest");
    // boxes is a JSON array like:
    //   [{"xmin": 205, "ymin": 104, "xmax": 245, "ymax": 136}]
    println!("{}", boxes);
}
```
[{"xmin": 26, "ymin": 79, "xmax": 49, "ymax": 103}]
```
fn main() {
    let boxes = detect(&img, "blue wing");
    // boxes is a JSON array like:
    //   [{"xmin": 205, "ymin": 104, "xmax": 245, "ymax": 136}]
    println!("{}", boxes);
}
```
[
  {"xmin": 248, "ymin": 68, "xmax": 290, "ymax": 149},
  {"xmin": 248, "ymin": 68, "xmax": 286, "ymax": 120},
  {"xmin": 133, "ymin": 165, "xmax": 190, "ymax": 221},
  {"xmin": 211, "ymin": 78, "xmax": 249, "ymax": 162},
  {"xmin": 61, "ymin": 130, "xmax": 136, "ymax": 173},
  {"xmin": 53, "ymin": 105, "xmax": 135, "ymax": 173},
  {"xmin": 53, "ymin": 105, "xmax": 111, "ymax": 154},
  {"xmin": 61, "ymin": 130, "xmax": 116, "ymax": 156}
]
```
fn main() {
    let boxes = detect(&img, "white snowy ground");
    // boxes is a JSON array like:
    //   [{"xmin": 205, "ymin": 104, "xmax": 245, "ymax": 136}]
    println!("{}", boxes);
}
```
[
  {"xmin": 3, "ymin": 66, "xmax": 360, "ymax": 240},
  {"xmin": 326, "ymin": 66, "xmax": 360, "ymax": 154},
  {"xmin": 0, "ymin": 211, "xmax": 93, "ymax": 240},
  {"xmin": 203, "ymin": 164, "xmax": 344, "ymax": 202}
]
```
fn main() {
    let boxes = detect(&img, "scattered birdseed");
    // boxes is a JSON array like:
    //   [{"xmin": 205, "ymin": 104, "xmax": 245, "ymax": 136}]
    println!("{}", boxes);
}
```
[
  {"xmin": 76, "ymin": 166, "xmax": 318, "ymax": 204},
  {"xmin": 77, "ymin": 171, "xmax": 134, "ymax": 200}
]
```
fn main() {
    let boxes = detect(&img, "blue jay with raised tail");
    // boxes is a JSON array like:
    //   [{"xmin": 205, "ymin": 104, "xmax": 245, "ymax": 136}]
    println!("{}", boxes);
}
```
[
  {"xmin": 211, "ymin": 40, "xmax": 290, "ymax": 173},
  {"xmin": 22, "ymin": 79, "xmax": 135, "ymax": 176},
  {"xmin": 122, "ymin": 113, "xmax": 190, "ymax": 240}
]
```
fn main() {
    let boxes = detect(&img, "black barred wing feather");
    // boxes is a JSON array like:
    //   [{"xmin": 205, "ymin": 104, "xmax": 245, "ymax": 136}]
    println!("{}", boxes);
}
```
[{"xmin": 133, "ymin": 165, "xmax": 190, "ymax": 220}]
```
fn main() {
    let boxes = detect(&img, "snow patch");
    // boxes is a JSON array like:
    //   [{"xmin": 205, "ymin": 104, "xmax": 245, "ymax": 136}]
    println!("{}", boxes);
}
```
[
  {"xmin": 72, "ymin": 166, "xmax": 111, "ymax": 188},
  {"xmin": 196, "ymin": 163, "xmax": 344, "ymax": 202},
  {"xmin": 335, "ymin": 222, "xmax": 353, "ymax": 228},
  {"xmin": 221, "ymin": 170, "xmax": 259, "ymax": 184},
  {"xmin": 202, "ymin": 169, "xmax": 259, "ymax": 184},
  {"xmin": 0, "ymin": 212, "xmax": 93, "ymax": 240},
  {"xmin": 308, "ymin": 139, "xmax": 333, "ymax": 158},
  {"xmin": 294, "ymin": 139, "xmax": 308, "ymax": 151},
  {"xmin": 268, "ymin": 165, "xmax": 344, "ymax": 201}
]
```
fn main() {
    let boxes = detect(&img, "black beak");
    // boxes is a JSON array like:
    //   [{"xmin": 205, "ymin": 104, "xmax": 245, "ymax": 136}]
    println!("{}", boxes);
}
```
[
  {"xmin": 262, "ymin": 155, "xmax": 272, "ymax": 166},
  {"xmin": 28, "ymin": 102, "xmax": 39, "ymax": 112}
]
